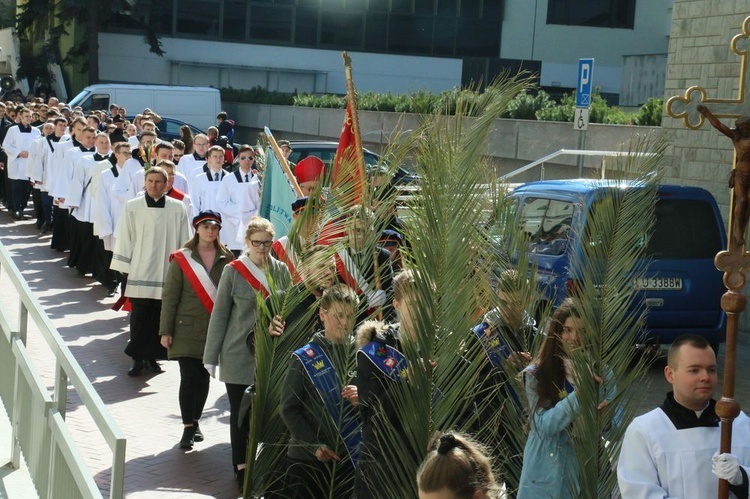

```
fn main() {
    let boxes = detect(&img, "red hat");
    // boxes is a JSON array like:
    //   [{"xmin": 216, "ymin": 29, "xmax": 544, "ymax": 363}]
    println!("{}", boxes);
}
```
[{"xmin": 295, "ymin": 156, "xmax": 325, "ymax": 184}]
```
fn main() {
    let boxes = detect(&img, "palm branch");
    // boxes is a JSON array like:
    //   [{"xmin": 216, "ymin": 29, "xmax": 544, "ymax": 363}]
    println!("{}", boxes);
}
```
[
  {"xmin": 244, "ymin": 270, "xmax": 322, "ymax": 497},
  {"xmin": 564, "ymin": 132, "xmax": 669, "ymax": 498},
  {"xmin": 354, "ymin": 74, "xmax": 535, "ymax": 498}
]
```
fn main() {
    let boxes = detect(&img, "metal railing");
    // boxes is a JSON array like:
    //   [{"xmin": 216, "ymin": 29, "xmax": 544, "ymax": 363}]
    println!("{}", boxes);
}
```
[
  {"xmin": 0, "ymin": 240, "xmax": 126, "ymax": 499},
  {"xmin": 498, "ymin": 148, "xmax": 657, "ymax": 183}
]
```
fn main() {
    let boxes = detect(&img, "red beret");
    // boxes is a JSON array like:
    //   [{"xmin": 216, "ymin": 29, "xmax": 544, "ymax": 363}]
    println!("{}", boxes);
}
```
[{"xmin": 295, "ymin": 156, "xmax": 325, "ymax": 184}]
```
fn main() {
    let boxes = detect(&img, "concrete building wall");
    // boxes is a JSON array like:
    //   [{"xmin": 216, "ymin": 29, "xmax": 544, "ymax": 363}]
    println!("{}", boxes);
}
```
[
  {"xmin": 662, "ymin": 1, "xmax": 750, "ymax": 330},
  {"xmin": 225, "ymin": 101, "xmax": 658, "ymax": 183},
  {"xmin": 97, "ymin": 1, "xmax": 673, "ymax": 99},
  {"xmin": 98, "ymin": 33, "xmax": 462, "ymax": 96},
  {"xmin": 621, "ymin": 54, "xmax": 668, "ymax": 106},
  {"xmin": 501, "ymin": 0, "xmax": 674, "ymax": 96},
  {"xmin": 662, "ymin": 2, "xmax": 749, "ymax": 220}
]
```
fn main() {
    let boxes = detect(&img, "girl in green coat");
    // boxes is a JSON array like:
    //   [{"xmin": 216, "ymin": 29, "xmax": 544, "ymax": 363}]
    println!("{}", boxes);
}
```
[{"xmin": 159, "ymin": 210, "xmax": 234, "ymax": 450}]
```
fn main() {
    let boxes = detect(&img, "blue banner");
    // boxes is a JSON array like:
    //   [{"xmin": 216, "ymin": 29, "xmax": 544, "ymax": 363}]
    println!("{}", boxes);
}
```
[
  {"xmin": 293, "ymin": 343, "xmax": 363, "ymax": 467},
  {"xmin": 260, "ymin": 145, "xmax": 297, "ymax": 239}
]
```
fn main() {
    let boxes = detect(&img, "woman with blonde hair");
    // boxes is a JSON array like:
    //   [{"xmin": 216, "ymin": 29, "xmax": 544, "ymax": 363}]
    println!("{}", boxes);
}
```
[{"xmin": 203, "ymin": 216, "xmax": 291, "ymax": 492}]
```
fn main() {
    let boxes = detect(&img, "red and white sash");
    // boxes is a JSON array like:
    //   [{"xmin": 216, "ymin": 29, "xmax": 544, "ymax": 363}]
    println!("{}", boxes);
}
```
[
  {"xmin": 335, "ymin": 250, "xmax": 372, "ymax": 296},
  {"xmin": 170, "ymin": 248, "xmax": 217, "ymax": 313},
  {"xmin": 229, "ymin": 256, "xmax": 271, "ymax": 298},
  {"xmin": 272, "ymin": 237, "xmax": 301, "ymax": 284}
]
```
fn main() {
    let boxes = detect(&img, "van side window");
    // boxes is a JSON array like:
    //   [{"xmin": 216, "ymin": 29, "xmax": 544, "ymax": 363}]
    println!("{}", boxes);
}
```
[
  {"xmin": 89, "ymin": 94, "xmax": 110, "ymax": 112},
  {"xmin": 520, "ymin": 197, "xmax": 573, "ymax": 255},
  {"xmin": 647, "ymin": 199, "xmax": 722, "ymax": 259}
]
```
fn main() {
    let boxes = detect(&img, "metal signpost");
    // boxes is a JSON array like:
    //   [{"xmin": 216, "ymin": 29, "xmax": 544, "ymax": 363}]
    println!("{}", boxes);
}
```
[{"xmin": 575, "ymin": 58, "xmax": 594, "ymax": 175}]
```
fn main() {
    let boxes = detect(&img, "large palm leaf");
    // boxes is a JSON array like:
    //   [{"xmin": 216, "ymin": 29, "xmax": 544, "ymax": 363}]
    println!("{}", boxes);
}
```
[
  {"xmin": 355, "ymin": 74, "xmax": 536, "ymax": 498},
  {"xmin": 564, "ymin": 132, "xmax": 668, "ymax": 498}
]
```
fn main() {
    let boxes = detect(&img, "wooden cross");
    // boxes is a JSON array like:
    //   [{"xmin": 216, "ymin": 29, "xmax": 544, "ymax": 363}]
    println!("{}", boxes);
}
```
[{"xmin": 666, "ymin": 16, "xmax": 750, "ymax": 499}]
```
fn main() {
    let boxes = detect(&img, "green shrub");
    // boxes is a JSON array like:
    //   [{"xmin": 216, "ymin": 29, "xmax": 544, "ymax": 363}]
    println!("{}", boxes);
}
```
[
  {"xmin": 536, "ymin": 92, "xmax": 576, "ymax": 122},
  {"xmin": 632, "ymin": 98, "xmax": 664, "ymax": 126},
  {"xmin": 221, "ymin": 85, "xmax": 663, "ymax": 127},
  {"xmin": 504, "ymin": 90, "xmax": 555, "ymax": 120},
  {"xmin": 220, "ymin": 86, "xmax": 294, "ymax": 105}
]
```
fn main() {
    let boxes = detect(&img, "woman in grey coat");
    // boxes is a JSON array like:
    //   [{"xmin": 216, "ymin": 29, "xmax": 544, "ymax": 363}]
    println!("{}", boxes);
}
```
[{"xmin": 203, "ymin": 216, "xmax": 291, "ymax": 491}]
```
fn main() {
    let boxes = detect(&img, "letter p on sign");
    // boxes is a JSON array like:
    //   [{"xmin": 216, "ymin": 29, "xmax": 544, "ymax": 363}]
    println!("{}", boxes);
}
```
[{"xmin": 576, "ymin": 58, "xmax": 594, "ymax": 108}]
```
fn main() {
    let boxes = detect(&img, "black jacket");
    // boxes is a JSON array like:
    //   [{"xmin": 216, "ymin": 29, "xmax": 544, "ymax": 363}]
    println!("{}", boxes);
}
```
[{"xmin": 280, "ymin": 332, "xmax": 357, "ymax": 461}]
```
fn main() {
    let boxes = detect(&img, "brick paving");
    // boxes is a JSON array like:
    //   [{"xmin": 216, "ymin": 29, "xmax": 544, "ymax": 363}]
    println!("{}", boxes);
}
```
[{"xmin": 0, "ymin": 208, "xmax": 240, "ymax": 499}]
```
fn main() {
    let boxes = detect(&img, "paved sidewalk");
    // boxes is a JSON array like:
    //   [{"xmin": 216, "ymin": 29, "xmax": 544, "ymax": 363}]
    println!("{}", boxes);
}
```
[{"xmin": 0, "ymin": 209, "xmax": 240, "ymax": 499}]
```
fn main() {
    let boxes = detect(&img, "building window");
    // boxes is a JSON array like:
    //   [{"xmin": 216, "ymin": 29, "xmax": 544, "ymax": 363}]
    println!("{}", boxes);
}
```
[
  {"xmin": 107, "ymin": 0, "xmax": 503, "ymax": 58},
  {"xmin": 547, "ymin": 0, "xmax": 636, "ymax": 29},
  {"xmin": 320, "ymin": 10, "xmax": 364, "ymax": 46},
  {"xmin": 249, "ymin": 5, "xmax": 293, "ymax": 42},
  {"xmin": 177, "ymin": 0, "xmax": 220, "ymax": 36},
  {"xmin": 223, "ymin": 1, "xmax": 248, "ymax": 40}
]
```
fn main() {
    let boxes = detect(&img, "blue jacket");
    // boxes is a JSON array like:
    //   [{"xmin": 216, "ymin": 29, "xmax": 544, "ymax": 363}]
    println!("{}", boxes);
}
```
[{"xmin": 518, "ymin": 367, "xmax": 580, "ymax": 499}]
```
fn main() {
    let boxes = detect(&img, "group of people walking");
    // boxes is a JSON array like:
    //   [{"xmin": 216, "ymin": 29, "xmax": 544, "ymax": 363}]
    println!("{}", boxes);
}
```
[{"xmin": 3, "ymin": 95, "xmax": 750, "ymax": 499}]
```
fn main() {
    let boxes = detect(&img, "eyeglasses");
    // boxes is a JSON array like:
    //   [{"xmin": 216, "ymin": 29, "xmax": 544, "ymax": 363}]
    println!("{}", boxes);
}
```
[
  {"xmin": 249, "ymin": 240, "xmax": 273, "ymax": 248},
  {"xmin": 194, "ymin": 142, "xmax": 208, "ymax": 146},
  {"xmin": 239, "ymin": 156, "xmax": 254, "ymax": 160}
]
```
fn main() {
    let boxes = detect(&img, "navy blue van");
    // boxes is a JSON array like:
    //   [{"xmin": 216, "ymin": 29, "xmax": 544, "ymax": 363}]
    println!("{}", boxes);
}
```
[{"xmin": 506, "ymin": 180, "xmax": 727, "ymax": 347}]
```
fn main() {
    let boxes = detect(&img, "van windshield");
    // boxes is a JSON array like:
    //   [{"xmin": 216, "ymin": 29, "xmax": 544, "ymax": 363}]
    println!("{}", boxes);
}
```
[
  {"xmin": 519, "ymin": 197, "xmax": 574, "ymax": 255},
  {"xmin": 647, "ymin": 199, "xmax": 722, "ymax": 259}
]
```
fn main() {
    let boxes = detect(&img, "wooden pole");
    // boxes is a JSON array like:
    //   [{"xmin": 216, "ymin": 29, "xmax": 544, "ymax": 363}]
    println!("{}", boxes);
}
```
[
  {"xmin": 342, "ymin": 51, "xmax": 368, "ymax": 206},
  {"xmin": 264, "ymin": 126, "xmax": 304, "ymax": 198}
]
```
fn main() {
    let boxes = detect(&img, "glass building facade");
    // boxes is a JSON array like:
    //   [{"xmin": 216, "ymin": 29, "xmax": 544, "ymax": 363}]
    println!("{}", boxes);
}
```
[{"xmin": 109, "ymin": 0, "xmax": 504, "ymax": 58}]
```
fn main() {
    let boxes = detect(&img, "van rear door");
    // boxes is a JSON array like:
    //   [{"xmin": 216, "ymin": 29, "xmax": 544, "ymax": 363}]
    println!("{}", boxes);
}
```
[{"xmin": 638, "ymin": 191, "xmax": 726, "ymax": 343}]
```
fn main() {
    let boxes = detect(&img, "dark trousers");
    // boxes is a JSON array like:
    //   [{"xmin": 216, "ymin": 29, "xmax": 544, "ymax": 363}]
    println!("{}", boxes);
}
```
[
  {"xmin": 285, "ymin": 456, "xmax": 355, "ymax": 499},
  {"xmin": 225, "ymin": 382, "xmax": 250, "ymax": 469},
  {"xmin": 0, "ymin": 161, "xmax": 6, "ymax": 205},
  {"xmin": 125, "ymin": 298, "xmax": 167, "ymax": 361},
  {"xmin": 31, "ymin": 188, "xmax": 43, "ymax": 227},
  {"xmin": 50, "ymin": 206, "xmax": 69, "ymax": 251},
  {"xmin": 68, "ymin": 219, "xmax": 97, "ymax": 275},
  {"xmin": 177, "ymin": 358, "xmax": 210, "ymax": 425},
  {"xmin": 95, "ymin": 239, "xmax": 119, "ymax": 290},
  {"xmin": 40, "ymin": 191, "xmax": 53, "ymax": 227},
  {"xmin": 10, "ymin": 178, "xmax": 29, "ymax": 214}
]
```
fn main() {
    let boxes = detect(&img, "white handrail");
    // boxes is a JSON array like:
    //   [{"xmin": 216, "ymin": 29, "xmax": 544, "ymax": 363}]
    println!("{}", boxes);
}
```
[
  {"xmin": 498, "ymin": 148, "xmax": 657, "ymax": 182},
  {"xmin": 0, "ymin": 240, "xmax": 126, "ymax": 499}
]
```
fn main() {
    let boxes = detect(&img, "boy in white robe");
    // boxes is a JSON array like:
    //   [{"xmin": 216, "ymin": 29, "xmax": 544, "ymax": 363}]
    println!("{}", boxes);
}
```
[
  {"xmin": 617, "ymin": 334, "xmax": 750, "ymax": 498},
  {"xmin": 110, "ymin": 166, "xmax": 191, "ymax": 376}
]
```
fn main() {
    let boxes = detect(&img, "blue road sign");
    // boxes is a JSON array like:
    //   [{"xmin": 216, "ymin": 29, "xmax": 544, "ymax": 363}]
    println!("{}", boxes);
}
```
[{"xmin": 576, "ymin": 58, "xmax": 594, "ymax": 108}]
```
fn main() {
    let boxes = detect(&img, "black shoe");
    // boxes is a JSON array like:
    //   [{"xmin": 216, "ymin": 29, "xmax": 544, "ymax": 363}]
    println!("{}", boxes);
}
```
[
  {"xmin": 106, "ymin": 287, "xmax": 117, "ymax": 298},
  {"xmin": 8, "ymin": 211, "xmax": 18, "ymax": 220},
  {"xmin": 236, "ymin": 468, "xmax": 245, "ymax": 493},
  {"xmin": 127, "ymin": 360, "xmax": 144, "ymax": 376},
  {"xmin": 179, "ymin": 426, "xmax": 195, "ymax": 449},
  {"xmin": 146, "ymin": 359, "xmax": 163, "ymax": 373},
  {"xmin": 193, "ymin": 422, "xmax": 204, "ymax": 442}
]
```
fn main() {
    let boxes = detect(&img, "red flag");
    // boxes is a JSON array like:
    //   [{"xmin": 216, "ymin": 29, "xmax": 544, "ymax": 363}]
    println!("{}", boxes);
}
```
[{"xmin": 332, "ymin": 102, "xmax": 366, "ymax": 206}]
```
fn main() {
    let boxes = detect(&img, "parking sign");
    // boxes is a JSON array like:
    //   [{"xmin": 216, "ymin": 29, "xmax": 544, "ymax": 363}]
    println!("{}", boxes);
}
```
[{"xmin": 576, "ymin": 58, "xmax": 594, "ymax": 108}]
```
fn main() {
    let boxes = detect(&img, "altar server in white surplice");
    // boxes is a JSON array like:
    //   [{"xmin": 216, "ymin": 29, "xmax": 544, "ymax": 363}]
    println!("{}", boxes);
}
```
[{"xmin": 216, "ymin": 145, "xmax": 260, "ymax": 256}]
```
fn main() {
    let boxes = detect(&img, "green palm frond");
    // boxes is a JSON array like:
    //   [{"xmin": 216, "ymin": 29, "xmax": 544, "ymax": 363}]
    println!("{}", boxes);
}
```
[
  {"xmin": 566, "ymin": 131, "xmax": 668, "ymax": 498},
  {"xmin": 245, "ymin": 274, "xmax": 321, "ymax": 497},
  {"xmin": 355, "ymin": 74, "xmax": 535, "ymax": 498}
]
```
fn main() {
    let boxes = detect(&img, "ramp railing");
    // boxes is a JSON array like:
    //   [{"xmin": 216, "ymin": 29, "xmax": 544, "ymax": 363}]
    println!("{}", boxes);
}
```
[{"xmin": 0, "ymin": 240, "xmax": 126, "ymax": 499}]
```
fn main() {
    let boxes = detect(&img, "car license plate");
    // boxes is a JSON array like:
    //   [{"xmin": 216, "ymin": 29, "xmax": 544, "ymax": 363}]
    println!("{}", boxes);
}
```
[{"xmin": 634, "ymin": 277, "xmax": 683, "ymax": 290}]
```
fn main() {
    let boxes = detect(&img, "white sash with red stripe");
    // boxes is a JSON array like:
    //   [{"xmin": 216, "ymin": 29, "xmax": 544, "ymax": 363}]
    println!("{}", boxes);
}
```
[
  {"xmin": 272, "ymin": 237, "xmax": 301, "ymax": 284},
  {"xmin": 229, "ymin": 256, "xmax": 271, "ymax": 298},
  {"xmin": 170, "ymin": 248, "xmax": 217, "ymax": 313},
  {"xmin": 335, "ymin": 250, "xmax": 372, "ymax": 296}
]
